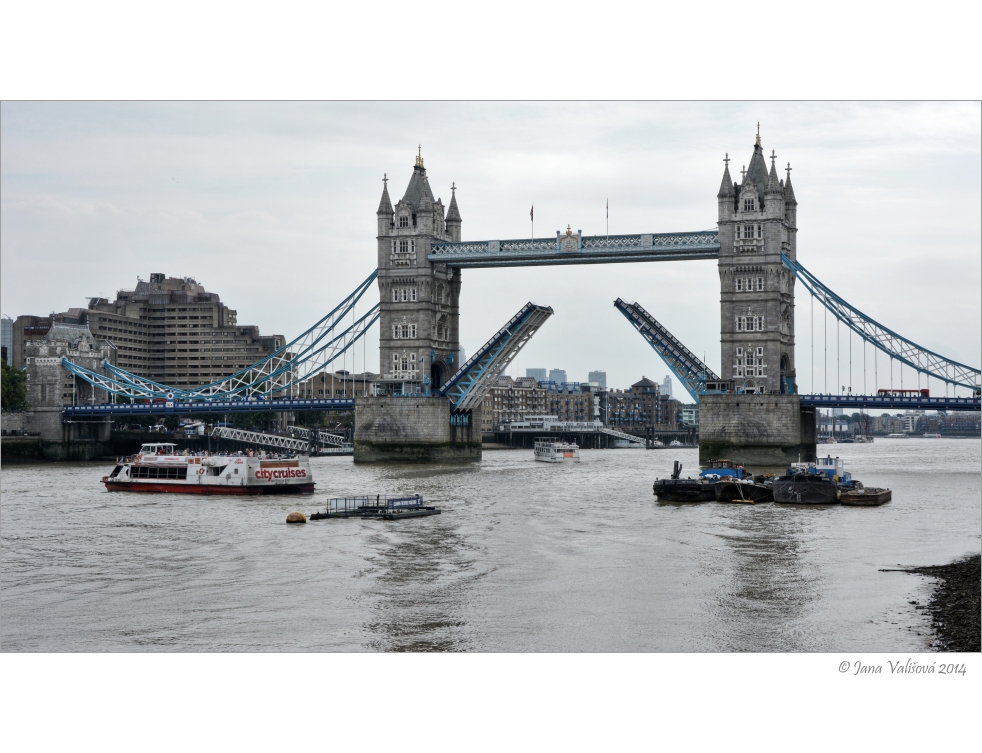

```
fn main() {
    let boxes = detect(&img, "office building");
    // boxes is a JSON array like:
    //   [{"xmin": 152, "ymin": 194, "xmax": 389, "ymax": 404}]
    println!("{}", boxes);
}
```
[
  {"xmin": 548, "ymin": 368, "xmax": 567, "ymax": 383},
  {"xmin": 12, "ymin": 273, "xmax": 284, "ymax": 390},
  {"xmin": 526, "ymin": 368, "xmax": 547, "ymax": 382},
  {"xmin": 588, "ymin": 370, "xmax": 607, "ymax": 389}
]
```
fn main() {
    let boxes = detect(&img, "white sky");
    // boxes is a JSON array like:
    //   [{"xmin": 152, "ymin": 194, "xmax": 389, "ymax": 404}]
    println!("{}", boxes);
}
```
[{"xmin": 2, "ymin": 102, "xmax": 979, "ymax": 396}]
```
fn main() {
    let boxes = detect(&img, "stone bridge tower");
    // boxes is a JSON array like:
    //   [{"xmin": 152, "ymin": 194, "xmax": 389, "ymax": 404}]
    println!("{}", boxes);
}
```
[
  {"xmin": 716, "ymin": 129, "xmax": 798, "ymax": 395},
  {"xmin": 699, "ymin": 129, "xmax": 814, "ymax": 466},
  {"xmin": 375, "ymin": 150, "xmax": 462, "ymax": 395}
]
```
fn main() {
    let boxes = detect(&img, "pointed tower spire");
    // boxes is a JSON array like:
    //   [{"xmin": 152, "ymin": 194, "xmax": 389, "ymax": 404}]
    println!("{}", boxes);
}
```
[
  {"xmin": 377, "ymin": 173, "xmax": 393, "ymax": 216},
  {"xmin": 784, "ymin": 162, "xmax": 797, "ymax": 204},
  {"xmin": 446, "ymin": 182, "xmax": 461, "ymax": 222},
  {"xmin": 718, "ymin": 153, "xmax": 735, "ymax": 198},
  {"xmin": 445, "ymin": 182, "xmax": 461, "ymax": 241},
  {"xmin": 766, "ymin": 150, "xmax": 782, "ymax": 194}
]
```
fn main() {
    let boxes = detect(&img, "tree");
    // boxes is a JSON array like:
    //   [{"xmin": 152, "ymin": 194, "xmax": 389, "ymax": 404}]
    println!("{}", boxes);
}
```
[{"xmin": 1, "ymin": 362, "xmax": 30, "ymax": 412}]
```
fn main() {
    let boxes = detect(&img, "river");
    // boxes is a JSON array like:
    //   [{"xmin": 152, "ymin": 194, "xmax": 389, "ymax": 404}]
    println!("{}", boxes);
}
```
[{"xmin": 2, "ymin": 437, "xmax": 979, "ymax": 651}]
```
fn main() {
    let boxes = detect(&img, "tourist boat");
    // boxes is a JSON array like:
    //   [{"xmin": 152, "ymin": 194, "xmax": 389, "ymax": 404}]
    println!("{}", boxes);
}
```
[
  {"xmin": 885, "ymin": 433, "xmax": 909, "ymax": 438},
  {"xmin": 654, "ymin": 460, "xmax": 728, "ymax": 502},
  {"xmin": 533, "ymin": 438, "xmax": 581, "ymax": 463},
  {"xmin": 840, "ymin": 487, "xmax": 892, "ymax": 506},
  {"xmin": 922, "ymin": 433, "xmax": 942, "ymax": 438},
  {"xmin": 772, "ymin": 455, "xmax": 859, "ymax": 504},
  {"xmin": 102, "ymin": 443, "xmax": 315, "ymax": 494}
]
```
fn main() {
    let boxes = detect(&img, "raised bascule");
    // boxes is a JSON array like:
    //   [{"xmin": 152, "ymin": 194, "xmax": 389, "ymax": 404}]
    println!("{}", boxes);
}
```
[{"xmin": 60, "ymin": 133, "xmax": 981, "ymax": 464}]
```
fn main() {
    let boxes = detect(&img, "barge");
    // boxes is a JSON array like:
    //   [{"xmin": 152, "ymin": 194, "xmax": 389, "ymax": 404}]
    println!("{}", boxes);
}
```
[{"xmin": 102, "ymin": 443, "xmax": 315, "ymax": 495}]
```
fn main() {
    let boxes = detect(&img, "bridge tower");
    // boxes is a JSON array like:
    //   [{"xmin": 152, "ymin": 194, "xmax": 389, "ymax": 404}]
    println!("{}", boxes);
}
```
[
  {"xmin": 716, "ymin": 129, "xmax": 798, "ymax": 395},
  {"xmin": 375, "ymin": 149, "xmax": 462, "ymax": 396},
  {"xmin": 699, "ymin": 129, "xmax": 815, "ymax": 466}
]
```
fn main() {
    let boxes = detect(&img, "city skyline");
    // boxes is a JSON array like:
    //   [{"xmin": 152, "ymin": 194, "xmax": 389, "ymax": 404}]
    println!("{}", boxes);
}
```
[{"xmin": 1, "ymin": 102, "xmax": 979, "ymax": 395}]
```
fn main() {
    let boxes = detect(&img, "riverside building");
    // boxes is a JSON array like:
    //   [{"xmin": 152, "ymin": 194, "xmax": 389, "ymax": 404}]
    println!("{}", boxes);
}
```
[{"xmin": 14, "ymin": 274, "xmax": 284, "ymax": 391}]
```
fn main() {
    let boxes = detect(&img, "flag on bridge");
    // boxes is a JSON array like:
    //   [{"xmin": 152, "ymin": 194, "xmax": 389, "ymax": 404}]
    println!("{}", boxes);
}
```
[{"xmin": 530, "ymin": 205, "xmax": 533, "ymax": 221}]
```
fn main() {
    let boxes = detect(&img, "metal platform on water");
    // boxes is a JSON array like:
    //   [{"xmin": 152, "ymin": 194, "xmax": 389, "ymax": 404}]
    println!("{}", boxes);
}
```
[{"xmin": 309, "ymin": 495, "xmax": 440, "ymax": 520}]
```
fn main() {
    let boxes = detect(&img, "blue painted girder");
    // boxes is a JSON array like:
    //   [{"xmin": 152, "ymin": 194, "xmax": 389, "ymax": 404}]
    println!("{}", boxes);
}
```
[
  {"xmin": 63, "ymin": 397, "xmax": 356, "ymax": 417},
  {"xmin": 799, "ymin": 394, "xmax": 980, "ymax": 412},
  {"xmin": 782, "ymin": 254, "xmax": 980, "ymax": 390},
  {"xmin": 429, "ymin": 231, "xmax": 720, "ymax": 268},
  {"xmin": 614, "ymin": 298, "xmax": 719, "ymax": 401},
  {"xmin": 439, "ymin": 301, "xmax": 554, "ymax": 411}
]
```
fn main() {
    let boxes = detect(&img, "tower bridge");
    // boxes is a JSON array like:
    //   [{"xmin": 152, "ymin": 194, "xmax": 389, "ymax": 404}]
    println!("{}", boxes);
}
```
[{"xmin": 59, "ymin": 133, "xmax": 980, "ymax": 463}]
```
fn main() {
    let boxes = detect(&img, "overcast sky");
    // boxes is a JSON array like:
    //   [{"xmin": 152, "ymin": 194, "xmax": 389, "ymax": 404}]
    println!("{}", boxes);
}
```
[{"xmin": 2, "ymin": 101, "xmax": 979, "ymax": 396}]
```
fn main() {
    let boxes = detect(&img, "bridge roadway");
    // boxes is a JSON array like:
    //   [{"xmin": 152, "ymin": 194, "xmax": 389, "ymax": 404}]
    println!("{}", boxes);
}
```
[
  {"xmin": 798, "ymin": 394, "xmax": 979, "ymax": 411},
  {"xmin": 62, "ymin": 394, "xmax": 980, "ymax": 418},
  {"xmin": 429, "ymin": 230, "xmax": 720, "ymax": 268}
]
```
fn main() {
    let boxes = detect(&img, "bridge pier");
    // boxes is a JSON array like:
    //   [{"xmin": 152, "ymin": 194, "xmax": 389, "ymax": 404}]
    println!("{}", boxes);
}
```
[
  {"xmin": 353, "ymin": 396, "xmax": 481, "ymax": 463},
  {"xmin": 698, "ymin": 394, "xmax": 815, "ymax": 468}
]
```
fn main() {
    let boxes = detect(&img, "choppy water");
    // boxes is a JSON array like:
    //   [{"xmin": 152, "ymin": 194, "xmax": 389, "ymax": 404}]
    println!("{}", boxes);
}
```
[{"xmin": 2, "ymin": 438, "xmax": 979, "ymax": 651}]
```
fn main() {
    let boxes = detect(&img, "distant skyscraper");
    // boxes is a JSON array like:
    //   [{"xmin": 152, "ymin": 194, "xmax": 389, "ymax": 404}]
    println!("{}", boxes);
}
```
[
  {"xmin": 459, "ymin": 347, "xmax": 466, "ymax": 365},
  {"xmin": 588, "ymin": 370, "xmax": 607, "ymax": 389},
  {"xmin": 661, "ymin": 375, "xmax": 672, "ymax": 397},
  {"xmin": 548, "ymin": 369, "xmax": 567, "ymax": 383},
  {"xmin": 526, "ymin": 368, "xmax": 547, "ymax": 382}
]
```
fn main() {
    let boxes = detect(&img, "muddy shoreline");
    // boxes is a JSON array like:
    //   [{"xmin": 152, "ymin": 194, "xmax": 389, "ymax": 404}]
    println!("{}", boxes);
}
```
[{"xmin": 905, "ymin": 554, "xmax": 980, "ymax": 652}]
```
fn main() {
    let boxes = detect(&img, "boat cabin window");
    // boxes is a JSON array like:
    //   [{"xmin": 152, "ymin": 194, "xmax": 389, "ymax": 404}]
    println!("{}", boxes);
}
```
[{"xmin": 140, "ymin": 443, "xmax": 177, "ymax": 455}]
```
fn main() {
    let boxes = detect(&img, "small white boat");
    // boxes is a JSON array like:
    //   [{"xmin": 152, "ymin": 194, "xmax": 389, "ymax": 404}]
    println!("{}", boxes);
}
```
[
  {"xmin": 534, "ymin": 438, "xmax": 581, "ymax": 463},
  {"xmin": 922, "ymin": 433, "xmax": 942, "ymax": 438},
  {"xmin": 669, "ymin": 439, "xmax": 683, "ymax": 447}
]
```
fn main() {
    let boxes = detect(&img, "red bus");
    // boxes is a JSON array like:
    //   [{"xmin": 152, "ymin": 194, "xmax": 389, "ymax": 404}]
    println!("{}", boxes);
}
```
[{"xmin": 877, "ymin": 388, "xmax": 929, "ymax": 398}]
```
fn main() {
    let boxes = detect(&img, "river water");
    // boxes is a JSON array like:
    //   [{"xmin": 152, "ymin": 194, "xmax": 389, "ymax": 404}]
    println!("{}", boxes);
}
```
[{"xmin": 2, "ymin": 438, "xmax": 979, "ymax": 652}]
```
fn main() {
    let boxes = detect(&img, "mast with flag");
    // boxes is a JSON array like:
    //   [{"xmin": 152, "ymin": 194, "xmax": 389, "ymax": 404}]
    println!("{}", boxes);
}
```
[
  {"xmin": 530, "ymin": 203, "xmax": 534, "ymax": 239},
  {"xmin": 606, "ymin": 198, "xmax": 609, "ymax": 239}
]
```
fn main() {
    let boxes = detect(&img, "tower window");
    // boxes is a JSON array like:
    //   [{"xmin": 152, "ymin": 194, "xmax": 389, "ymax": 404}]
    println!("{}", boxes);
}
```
[
  {"xmin": 744, "ymin": 198, "xmax": 755, "ymax": 212},
  {"xmin": 736, "ymin": 278, "xmax": 744, "ymax": 292},
  {"xmin": 399, "ymin": 215, "xmax": 408, "ymax": 228},
  {"xmin": 757, "ymin": 224, "xmax": 763, "ymax": 239},
  {"xmin": 756, "ymin": 347, "xmax": 764, "ymax": 357},
  {"xmin": 756, "ymin": 277, "xmax": 764, "ymax": 291},
  {"xmin": 398, "ymin": 240, "xmax": 409, "ymax": 254}
]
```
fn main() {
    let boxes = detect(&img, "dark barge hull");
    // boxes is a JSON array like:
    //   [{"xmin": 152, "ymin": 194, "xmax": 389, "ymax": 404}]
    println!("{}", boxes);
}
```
[
  {"xmin": 653, "ymin": 479, "xmax": 716, "ymax": 502},
  {"xmin": 714, "ymin": 481, "xmax": 773, "ymax": 503},
  {"xmin": 772, "ymin": 476, "xmax": 838, "ymax": 504},
  {"xmin": 840, "ymin": 488, "xmax": 892, "ymax": 506}
]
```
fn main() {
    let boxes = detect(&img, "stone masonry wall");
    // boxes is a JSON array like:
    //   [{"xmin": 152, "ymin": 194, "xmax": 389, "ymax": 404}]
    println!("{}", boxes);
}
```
[
  {"xmin": 353, "ymin": 396, "xmax": 481, "ymax": 462},
  {"xmin": 698, "ymin": 393, "xmax": 816, "ymax": 466}
]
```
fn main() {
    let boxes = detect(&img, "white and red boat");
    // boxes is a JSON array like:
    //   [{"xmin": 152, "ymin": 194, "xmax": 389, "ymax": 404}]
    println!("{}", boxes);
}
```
[{"xmin": 102, "ymin": 443, "xmax": 315, "ymax": 495}]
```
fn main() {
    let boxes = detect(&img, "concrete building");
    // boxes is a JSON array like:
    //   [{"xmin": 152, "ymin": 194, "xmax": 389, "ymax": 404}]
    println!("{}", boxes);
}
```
[
  {"xmin": 607, "ymin": 377, "xmax": 677, "ymax": 434},
  {"xmin": 480, "ymin": 375, "xmax": 548, "ymax": 431},
  {"xmin": 661, "ymin": 374, "xmax": 672, "ymax": 397},
  {"xmin": 526, "ymin": 368, "xmax": 547, "ymax": 382},
  {"xmin": 588, "ymin": 370, "xmax": 607, "ymax": 389},
  {"xmin": 375, "ymin": 150, "xmax": 461, "ymax": 395},
  {"xmin": 680, "ymin": 404, "xmax": 699, "ymax": 428},
  {"xmin": 548, "ymin": 369, "xmax": 567, "ymax": 383},
  {"xmin": 296, "ymin": 371, "xmax": 377, "ymax": 399},
  {"xmin": 12, "ymin": 274, "xmax": 284, "ymax": 390},
  {"xmin": 546, "ymin": 382, "xmax": 594, "ymax": 423},
  {"xmin": 11, "ymin": 323, "xmax": 117, "ymax": 451}
]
